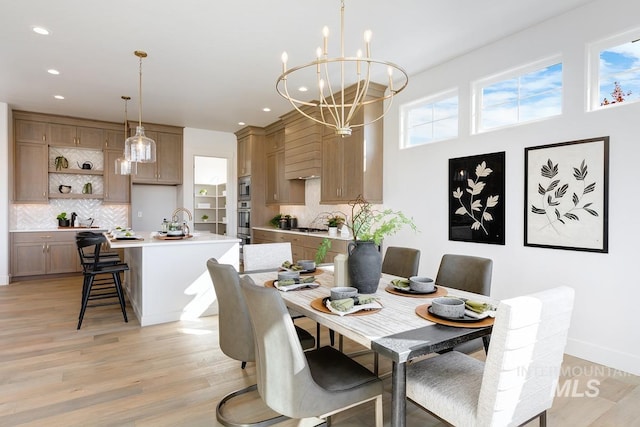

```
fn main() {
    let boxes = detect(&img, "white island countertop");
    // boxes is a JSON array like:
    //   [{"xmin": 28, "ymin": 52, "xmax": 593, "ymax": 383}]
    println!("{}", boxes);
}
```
[{"xmin": 107, "ymin": 231, "xmax": 239, "ymax": 248}]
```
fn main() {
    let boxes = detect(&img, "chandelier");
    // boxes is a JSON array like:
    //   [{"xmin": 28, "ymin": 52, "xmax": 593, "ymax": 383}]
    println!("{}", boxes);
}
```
[
  {"xmin": 276, "ymin": 0, "xmax": 408, "ymax": 137},
  {"xmin": 115, "ymin": 96, "xmax": 137, "ymax": 175},
  {"xmin": 124, "ymin": 50, "xmax": 156, "ymax": 163}
]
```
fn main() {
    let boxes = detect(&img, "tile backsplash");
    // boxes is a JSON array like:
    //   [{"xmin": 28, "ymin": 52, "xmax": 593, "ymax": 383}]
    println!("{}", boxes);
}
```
[{"xmin": 11, "ymin": 200, "xmax": 129, "ymax": 230}]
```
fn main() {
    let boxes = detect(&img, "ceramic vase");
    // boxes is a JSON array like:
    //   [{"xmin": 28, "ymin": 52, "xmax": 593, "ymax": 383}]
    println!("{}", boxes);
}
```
[
  {"xmin": 347, "ymin": 240, "xmax": 381, "ymax": 294},
  {"xmin": 328, "ymin": 226, "xmax": 338, "ymax": 236}
]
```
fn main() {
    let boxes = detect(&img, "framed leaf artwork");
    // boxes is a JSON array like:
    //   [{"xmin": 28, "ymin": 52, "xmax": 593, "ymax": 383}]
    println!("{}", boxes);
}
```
[
  {"xmin": 524, "ymin": 136, "xmax": 609, "ymax": 253},
  {"xmin": 449, "ymin": 151, "xmax": 505, "ymax": 245}
]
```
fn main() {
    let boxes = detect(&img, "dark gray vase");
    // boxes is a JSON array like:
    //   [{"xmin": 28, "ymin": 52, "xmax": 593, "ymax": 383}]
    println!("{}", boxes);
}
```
[{"xmin": 347, "ymin": 240, "xmax": 381, "ymax": 294}]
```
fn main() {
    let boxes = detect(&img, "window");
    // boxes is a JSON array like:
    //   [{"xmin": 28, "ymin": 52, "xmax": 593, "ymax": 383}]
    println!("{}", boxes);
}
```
[
  {"xmin": 400, "ymin": 90, "xmax": 458, "ymax": 148},
  {"xmin": 589, "ymin": 29, "xmax": 640, "ymax": 110},
  {"xmin": 474, "ymin": 58, "xmax": 562, "ymax": 132}
]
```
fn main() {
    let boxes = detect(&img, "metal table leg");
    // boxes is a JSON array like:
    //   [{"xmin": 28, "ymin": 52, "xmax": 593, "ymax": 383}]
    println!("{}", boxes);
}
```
[{"xmin": 390, "ymin": 360, "xmax": 406, "ymax": 427}]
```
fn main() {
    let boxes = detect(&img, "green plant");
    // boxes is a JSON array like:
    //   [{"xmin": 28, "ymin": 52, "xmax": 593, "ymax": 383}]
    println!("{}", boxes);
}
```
[
  {"xmin": 201, "ymin": 214, "xmax": 209, "ymax": 221},
  {"xmin": 326, "ymin": 215, "xmax": 344, "ymax": 227},
  {"xmin": 314, "ymin": 238, "xmax": 332, "ymax": 264},
  {"xmin": 269, "ymin": 213, "xmax": 283, "ymax": 227},
  {"xmin": 56, "ymin": 212, "xmax": 67, "ymax": 220},
  {"xmin": 346, "ymin": 195, "xmax": 418, "ymax": 245}
]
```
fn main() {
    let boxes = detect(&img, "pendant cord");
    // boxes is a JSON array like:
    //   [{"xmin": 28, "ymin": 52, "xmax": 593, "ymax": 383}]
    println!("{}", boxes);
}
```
[{"xmin": 138, "ymin": 56, "xmax": 143, "ymax": 128}]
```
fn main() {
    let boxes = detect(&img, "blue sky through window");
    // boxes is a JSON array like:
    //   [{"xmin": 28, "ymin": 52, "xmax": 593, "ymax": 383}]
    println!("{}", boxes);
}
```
[
  {"xmin": 480, "ymin": 63, "xmax": 562, "ymax": 130},
  {"xmin": 599, "ymin": 40, "xmax": 640, "ymax": 105}
]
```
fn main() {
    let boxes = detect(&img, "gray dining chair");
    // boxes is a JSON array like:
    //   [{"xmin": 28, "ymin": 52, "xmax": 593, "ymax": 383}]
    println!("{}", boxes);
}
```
[
  {"xmin": 406, "ymin": 286, "xmax": 575, "ymax": 427},
  {"xmin": 240, "ymin": 275, "xmax": 383, "ymax": 426},
  {"xmin": 381, "ymin": 246, "xmax": 421, "ymax": 278},
  {"xmin": 242, "ymin": 242, "xmax": 332, "ymax": 348},
  {"xmin": 206, "ymin": 258, "xmax": 315, "ymax": 427},
  {"xmin": 435, "ymin": 253, "xmax": 493, "ymax": 353}
]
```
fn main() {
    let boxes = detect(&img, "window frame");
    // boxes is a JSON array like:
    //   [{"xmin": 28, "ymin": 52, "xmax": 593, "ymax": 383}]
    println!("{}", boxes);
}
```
[
  {"xmin": 472, "ymin": 55, "xmax": 563, "ymax": 134},
  {"xmin": 399, "ymin": 88, "xmax": 459, "ymax": 149},
  {"xmin": 588, "ymin": 27, "xmax": 640, "ymax": 112}
]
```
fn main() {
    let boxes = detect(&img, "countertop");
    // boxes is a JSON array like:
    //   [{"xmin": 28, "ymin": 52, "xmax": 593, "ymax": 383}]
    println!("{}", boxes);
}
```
[
  {"xmin": 11, "ymin": 227, "xmax": 108, "ymax": 233},
  {"xmin": 252, "ymin": 226, "xmax": 352, "ymax": 241},
  {"xmin": 107, "ymin": 231, "xmax": 240, "ymax": 248}
]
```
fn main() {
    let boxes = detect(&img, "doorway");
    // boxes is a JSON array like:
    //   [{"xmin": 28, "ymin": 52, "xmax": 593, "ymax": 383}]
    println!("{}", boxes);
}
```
[{"xmin": 193, "ymin": 156, "xmax": 227, "ymax": 234}]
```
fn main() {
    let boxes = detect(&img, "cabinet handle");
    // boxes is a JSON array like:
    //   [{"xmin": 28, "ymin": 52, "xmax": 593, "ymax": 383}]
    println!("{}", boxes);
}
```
[
  {"xmin": 42, "ymin": 244, "xmax": 46, "ymax": 253},
  {"xmin": 42, "ymin": 134, "xmax": 46, "ymax": 142}
]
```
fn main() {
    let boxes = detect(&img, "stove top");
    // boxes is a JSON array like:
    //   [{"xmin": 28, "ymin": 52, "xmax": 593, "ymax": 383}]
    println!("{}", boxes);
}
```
[{"xmin": 289, "ymin": 227, "xmax": 328, "ymax": 233}]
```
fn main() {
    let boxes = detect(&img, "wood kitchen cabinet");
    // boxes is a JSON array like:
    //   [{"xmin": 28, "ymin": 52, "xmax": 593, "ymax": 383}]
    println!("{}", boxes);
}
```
[
  {"xmin": 49, "ymin": 123, "xmax": 104, "ymax": 149},
  {"xmin": 104, "ymin": 129, "xmax": 125, "ymax": 150},
  {"xmin": 251, "ymin": 229, "xmax": 348, "ymax": 263},
  {"xmin": 104, "ymin": 149, "xmax": 131, "ymax": 203},
  {"xmin": 14, "ymin": 141, "xmax": 48, "ymax": 202},
  {"xmin": 320, "ymin": 83, "xmax": 384, "ymax": 204},
  {"xmin": 11, "ymin": 232, "xmax": 79, "ymax": 277},
  {"xmin": 131, "ymin": 124, "xmax": 183, "ymax": 185},
  {"xmin": 237, "ymin": 126, "xmax": 264, "ymax": 177},
  {"xmin": 265, "ymin": 121, "xmax": 304, "ymax": 205}
]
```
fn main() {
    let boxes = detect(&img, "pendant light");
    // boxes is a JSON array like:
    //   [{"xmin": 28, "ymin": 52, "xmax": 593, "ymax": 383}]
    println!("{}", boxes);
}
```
[
  {"xmin": 124, "ymin": 50, "xmax": 156, "ymax": 163},
  {"xmin": 115, "ymin": 96, "xmax": 137, "ymax": 175}
]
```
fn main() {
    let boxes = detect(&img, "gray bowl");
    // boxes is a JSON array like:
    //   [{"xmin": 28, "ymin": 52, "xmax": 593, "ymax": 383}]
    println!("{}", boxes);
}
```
[
  {"xmin": 409, "ymin": 276, "xmax": 434, "ymax": 293},
  {"xmin": 431, "ymin": 297, "xmax": 465, "ymax": 318},
  {"xmin": 278, "ymin": 270, "xmax": 300, "ymax": 281},
  {"xmin": 330, "ymin": 286, "xmax": 358, "ymax": 301},
  {"xmin": 297, "ymin": 259, "xmax": 316, "ymax": 271}
]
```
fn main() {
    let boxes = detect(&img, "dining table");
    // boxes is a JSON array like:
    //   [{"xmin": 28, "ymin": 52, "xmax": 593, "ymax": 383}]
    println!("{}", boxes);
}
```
[{"xmin": 245, "ymin": 267, "xmax": 496, "ymax": 427}]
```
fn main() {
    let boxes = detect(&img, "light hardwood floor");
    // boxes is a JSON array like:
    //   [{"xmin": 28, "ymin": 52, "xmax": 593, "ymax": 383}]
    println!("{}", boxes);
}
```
[{"xmin": 1, "ymin": 275, "xmax": 638, "ymax": 426}]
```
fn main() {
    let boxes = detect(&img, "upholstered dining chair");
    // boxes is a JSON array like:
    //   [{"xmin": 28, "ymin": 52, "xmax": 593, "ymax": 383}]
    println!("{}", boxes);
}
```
[
  {"xmin": 435, "ymin": 253, "xmax": 493, "ymax": 296},
  {"xmin": 242, "ymin": 242, "xmax": 293, "ymax": 272},
  {"xmin": 381, "ymin": 246, "xmax": 421, "ymax": 278},
  {"xmin": 206, "ymin": 258, "xmax": 315, "ymax": 427},
  {"xmin": 240, "ymin": 275, "xmax": 384, "ymax": 427},
  {"xmin": 242, "ymin": 242, "xmax": 332, "ymax": 348},
  {"xmin": 435, "ymin": 253, "xmax": 493, "ymax": 353},
  {"xmin": 406, "ymin": 286, "xmax": 575, "ymax": 427}
]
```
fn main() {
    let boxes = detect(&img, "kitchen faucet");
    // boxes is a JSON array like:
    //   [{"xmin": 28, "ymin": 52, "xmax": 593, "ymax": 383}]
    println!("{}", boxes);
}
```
[{"xmin": 171, "ymin": 207, "xmax": 193, "ymax": 223}]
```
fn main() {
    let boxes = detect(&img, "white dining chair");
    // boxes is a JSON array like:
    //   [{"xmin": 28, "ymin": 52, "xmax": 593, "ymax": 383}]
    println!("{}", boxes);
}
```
[
  {"xmin": 406, "ymin": 286, "xmax": 575, "ymax": 427},
  {"xmin": 242, "ymin": 242, "xmax": 292, "ymax": 272}
]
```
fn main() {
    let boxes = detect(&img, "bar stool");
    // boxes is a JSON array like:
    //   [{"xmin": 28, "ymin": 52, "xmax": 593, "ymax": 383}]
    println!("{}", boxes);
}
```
[{"xmin": 76, "ymin": 234, "xmax": 129, "ymax": 329}]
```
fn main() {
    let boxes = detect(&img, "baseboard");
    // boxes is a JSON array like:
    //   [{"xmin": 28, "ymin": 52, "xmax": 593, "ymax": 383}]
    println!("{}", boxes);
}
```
[{"xmin": 565, "ymin": 337, "xmax": 640, "ymax": 377}]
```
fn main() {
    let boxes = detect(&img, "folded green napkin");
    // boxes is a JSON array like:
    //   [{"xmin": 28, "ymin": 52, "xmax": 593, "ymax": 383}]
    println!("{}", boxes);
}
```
[
  {"xmin": 281, "ymin": 261, "xmax": 303, "ymax": 271},
  {"xmin": 391, "ymin": 278, "xmax": 410, "ymax": 288},
  {"xmin": 330, "ymin": 295, "xmax": 377, "ymax": 312},
  {"xmin": 464, "ymin": 300, "xmax": 492, "ymax": 313},
  {"xmin": 277, "ymin": 276, "xmax": 316, "ymax": 286}
]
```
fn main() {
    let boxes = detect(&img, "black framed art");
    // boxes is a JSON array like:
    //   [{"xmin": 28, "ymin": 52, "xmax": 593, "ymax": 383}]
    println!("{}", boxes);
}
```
[
  {"xmin": 524, "ymin": 136, "xmax": 609, "ymax": 253},
  {"xmin": 449, "ymin": 151, "xmax": 505, "ymax": 245}
]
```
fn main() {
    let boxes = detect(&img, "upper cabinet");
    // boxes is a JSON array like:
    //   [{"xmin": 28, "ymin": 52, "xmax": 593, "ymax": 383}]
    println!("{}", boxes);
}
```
[
  {"xmin": 265, "ymin": 121, "xmax": 304, "ymax": 205},
  {"xmin": 130, "ymin": 123, "xmax": 183, "ymax": 185},
  {"xmin": 281, "ymin": 107, "xmax": 323, "ymax": 179},
  {"xmin": 49, "ymin": 124, "xmax": 104, "ymax": 149},
  {"xmin": 104, "ymin": 149, "xmax": 130, "ymax": 203},
  {"xmin": 236, "ymin": 126, "xmax": 264, "ymax": 177},
  {"xmin": 320, "ymin": 83, "xmax": 385, "ymax": 204}
]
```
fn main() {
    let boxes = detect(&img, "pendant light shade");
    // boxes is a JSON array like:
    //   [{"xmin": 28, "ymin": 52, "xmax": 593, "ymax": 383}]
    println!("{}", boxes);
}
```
[
  {"xmin": 124, "ymin": 50, "xmax": 156, "ymax": 163},
  {"xmin": 115, "ymin": 96, "xmax": 137, "ymax": 175}
]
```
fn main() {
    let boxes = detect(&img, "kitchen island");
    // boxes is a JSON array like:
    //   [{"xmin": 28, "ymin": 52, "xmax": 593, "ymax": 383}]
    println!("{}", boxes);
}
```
[{"xmin": 108, "ymin": 232, "xmax": 240, "ymax": 326}]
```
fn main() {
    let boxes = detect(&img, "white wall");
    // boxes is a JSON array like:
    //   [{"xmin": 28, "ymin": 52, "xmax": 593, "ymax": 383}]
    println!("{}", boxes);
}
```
[
  {"xmin": 182, "ymin": 127, "xmax": 237, "ymax": 236},
  {"xmin": 382, "ymin": 0, "xmax": 640, "ymax": 375},
  {"xmin": 131, "ymin": 185, "xmax": 178, "ymax": 231},
  {"xmin": 0, "ymin": 103, "xmax": 9, "ymax": 285}
]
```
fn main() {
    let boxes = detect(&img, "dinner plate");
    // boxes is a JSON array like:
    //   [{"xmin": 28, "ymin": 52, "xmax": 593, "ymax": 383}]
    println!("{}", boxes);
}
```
[
  {"xmin": 280, "ymin": 266, "xmax": 317, "ymax": 274},
  {"xmin": 115, "ymin": 235, "xmax": 142, "ymax": 240},
  {"xmin": 310, "ymin": 297, "xmax": 381, "ymax": 316},
  {"xmin": 427, "ymin": 306, "xmax": 482, "ymax": 323}
]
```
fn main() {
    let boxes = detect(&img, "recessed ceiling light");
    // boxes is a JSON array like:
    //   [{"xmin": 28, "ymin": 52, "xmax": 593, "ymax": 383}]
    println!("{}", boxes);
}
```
[
  {"xmin": 54, "ymin": 95, "xmax": 64, "ymax": 100},
  {"xmin": 238, "ymin": 121, "xmax": 246, "ymax": 126},
  {"xmin": 32, "ymin": 26, "xmax": 50, "ymax": 35},
  {"xmin": 47, "ymin": 69, "xmax": 60, "ymax": 75},
  {"xmin": 263, "ymin": 107, "xmax": 271, "ymax": 112},
  {"xmin": 298, "ymin": 86, "xmax": 308, "ymax": 92}
]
